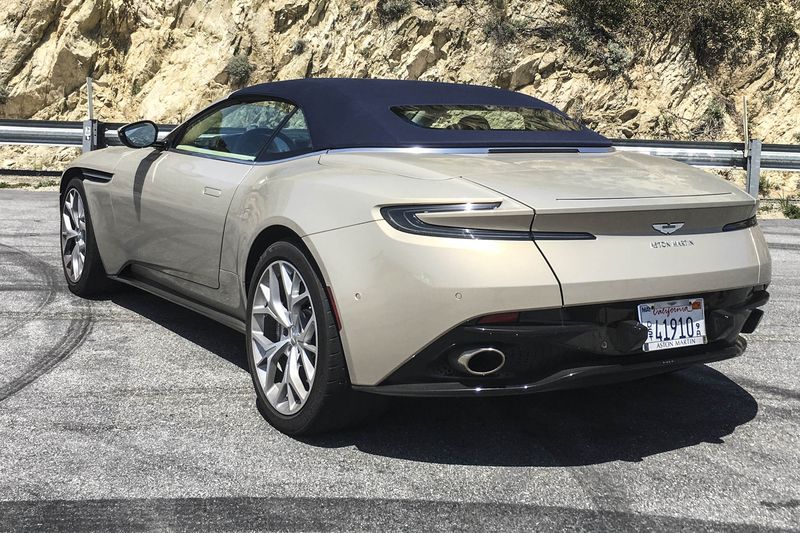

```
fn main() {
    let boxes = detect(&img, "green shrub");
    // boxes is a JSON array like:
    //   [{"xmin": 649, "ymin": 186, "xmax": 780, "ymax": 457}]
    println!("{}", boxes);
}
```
[
  {"xmin": 226, "ymin": 55, "xmax": 253, "ymax": 85},
  {"xmin": 537, "ymin": 19, "xmax": 595, "ymax": 53},
  {"xmin": 762, "ymin": 2, "xmax": 797, "ymax": 50},
  {"xmin": 484, "ymin": 13, "xmax": 518, "ymax": 44},
  {"xmin": 604, "ymin": 41, "xmax": 631, "ymax": 76},
  {"xmin": 655, "ymin": 110, "xmax": 677, "ymax": 137},
  {"xmin": 688, "ymin": 1, "xmax": 756, "ymax": 68},
  {"xmin": 290, "ymin": 39, "xmax": 307, "ymax": 55},
  {"xmin": 416, "ymin": 0, "xmax": 443, "ymax": 7},
  {"xmin": 694, "ymin": 99, "xmax": 726, "ymax": 138},
  {"xmin": 760, "ymin": 176, "xmax": 775, "ymax": 194},
  {"xmin": 558, "ymin": 0, "xmax": 634, "ymax": 32},
  {"xmin": 376, "ymin": 0, "xmax": 411, "ymax": 24},
  {"xmin": 779, "ymin": 197, "xmax": 800, "ymax": 219},
  {"xmin": 563, "ymin": 20, "xmax": 594, "ymax": 53},
  {"xmin": 0, "ymin": 85, "xmax": 8, "ymax": 105},
  {"xmin": 34, "ymin": 179, "xmax": 58, "ymax": 189}
]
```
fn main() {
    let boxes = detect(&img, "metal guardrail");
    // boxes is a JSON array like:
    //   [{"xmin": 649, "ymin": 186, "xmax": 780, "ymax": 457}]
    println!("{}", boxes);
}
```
[
  {"xmin": 613, "ymin": 139, "xmax": 800, "ymax": 172},
  {"xmin": 0, "ymin": 119, "xmax": 86, "ymax": 147},
  {"xmin": 1, "ymin": 118, "xmax": 799, "ymax": 196},
  {"xmin": 2, "ymin": 118, "xmax": 799, "ymax": 169},
  {"xmin": 613, "ymin": 139, "xmax": 748, "ymax": 168}
]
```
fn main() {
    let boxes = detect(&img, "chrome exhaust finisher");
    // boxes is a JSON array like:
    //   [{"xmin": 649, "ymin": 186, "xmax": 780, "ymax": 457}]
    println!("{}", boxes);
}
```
[{"xmin": 451, "ymin": 347, "xmax": 506, "ymax": 376}]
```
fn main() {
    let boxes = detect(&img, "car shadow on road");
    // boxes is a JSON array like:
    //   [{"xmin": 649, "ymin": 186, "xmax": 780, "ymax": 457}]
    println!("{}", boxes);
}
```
[
  {"xmin": 108, "ymin": 287, "xmax": 758, "ymax": 468},
  {"xmin": 307, "ymin": 367, "xmax": 758, "ymax": 467},
  {"xmin": 109, "ymin": 289, "xmax": 248, "ymax": 371}
]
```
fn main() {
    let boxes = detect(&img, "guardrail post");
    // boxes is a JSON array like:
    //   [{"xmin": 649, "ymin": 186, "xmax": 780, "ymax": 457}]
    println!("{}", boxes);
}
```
[
  {"xmin": 81, "ymin": 76, "xmax": 98, "ymax": 152},
  {"xmin": 81, "ymin": 119, "xmax": 98, "ymax": 152},
  {"xmin": 746, "ymin": 139, "xmax": 762, "ymax": 199}
]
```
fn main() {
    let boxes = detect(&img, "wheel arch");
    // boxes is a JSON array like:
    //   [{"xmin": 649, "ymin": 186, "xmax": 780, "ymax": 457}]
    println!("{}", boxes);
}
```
[
  {"xmin": 59, "ymin": 167, "xmax": 86, "ymax": 195},
  {"xmin": 243, "ymin": 225, "xmax": 329, "ymax": 294}
]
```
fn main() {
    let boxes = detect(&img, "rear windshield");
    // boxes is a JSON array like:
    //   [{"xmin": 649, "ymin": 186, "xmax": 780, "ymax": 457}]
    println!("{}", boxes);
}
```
[{"xmin": 392, "ymin": 105, "xmax": 583, "ymax": 132}]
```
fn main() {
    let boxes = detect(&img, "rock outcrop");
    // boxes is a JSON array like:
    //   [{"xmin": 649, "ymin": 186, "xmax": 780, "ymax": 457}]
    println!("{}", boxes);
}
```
[{"xmin": 0, "ymin": 0, "xmax": 798, "ymax": 169}]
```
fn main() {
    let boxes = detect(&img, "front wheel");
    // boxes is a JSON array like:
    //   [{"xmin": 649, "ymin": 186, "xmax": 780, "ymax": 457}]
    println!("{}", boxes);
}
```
[
  {"xmin": 60, "ymin": 178, "xmax": 112, "ymax": 296},
  {"xmin": 246, "ymin": 241, "xmax": 384, "ymax": 435}
]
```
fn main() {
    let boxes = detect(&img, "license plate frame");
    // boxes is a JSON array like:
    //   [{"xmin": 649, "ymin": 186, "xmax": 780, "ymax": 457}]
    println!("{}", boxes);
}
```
[{"xmin": 637, "ymin": 298, "xmax": 708, "ymax": 352}]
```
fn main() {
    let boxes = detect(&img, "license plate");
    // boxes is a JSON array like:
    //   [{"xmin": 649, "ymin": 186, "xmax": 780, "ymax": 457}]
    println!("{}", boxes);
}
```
[{"xmin": 637, "ymin": 298, "xmax": 707, "ymax": 352}]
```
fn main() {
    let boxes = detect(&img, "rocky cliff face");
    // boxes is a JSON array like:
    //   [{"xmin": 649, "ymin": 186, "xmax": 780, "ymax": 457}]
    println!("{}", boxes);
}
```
[{"xmin": 0, "ymin": 0, "xmax": 798, "ymax": 159}]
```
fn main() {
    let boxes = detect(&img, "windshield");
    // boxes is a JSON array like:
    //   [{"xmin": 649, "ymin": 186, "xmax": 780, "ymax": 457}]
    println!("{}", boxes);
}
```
[{"xmin": 392, "ymin": 105, "xmax": 584, "ymax": 132}]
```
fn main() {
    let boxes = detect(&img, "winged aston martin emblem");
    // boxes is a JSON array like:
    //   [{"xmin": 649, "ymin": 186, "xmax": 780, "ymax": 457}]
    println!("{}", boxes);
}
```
[{"xmin": 652, "ymin": 222, "xmax": 685, "ymax": 235}]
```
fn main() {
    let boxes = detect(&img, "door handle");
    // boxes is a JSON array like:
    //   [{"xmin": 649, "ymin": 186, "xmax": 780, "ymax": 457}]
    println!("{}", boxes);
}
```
[{"xmin": 203, "ymin": 187, "xmax": 222, "ymax": 198}]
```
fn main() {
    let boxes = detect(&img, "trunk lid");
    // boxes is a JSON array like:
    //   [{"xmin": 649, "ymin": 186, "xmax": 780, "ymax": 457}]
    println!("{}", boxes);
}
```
[{"xmin": 455, "ymin": 150, "xmax": 755, "ymax": 235}]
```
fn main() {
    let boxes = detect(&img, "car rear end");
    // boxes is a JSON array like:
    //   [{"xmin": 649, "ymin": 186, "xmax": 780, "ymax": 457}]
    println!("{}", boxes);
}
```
[{"xmin": 309, "ymin": 148, "xmax": 770, "ymax": 395}]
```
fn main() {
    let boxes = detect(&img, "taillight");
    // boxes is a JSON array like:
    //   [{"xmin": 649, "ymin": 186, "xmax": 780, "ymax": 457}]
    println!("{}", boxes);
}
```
[
  {"xmin": 380, "ymin": 202, "xmax": 531, "ymax": 240},
  {"xmin": 722, "ymin": 216, "xmax": 757, "ymax": 232},
  {"xmin": 380, "ymin": 203, "xmax": 595, "ymax": 240}
]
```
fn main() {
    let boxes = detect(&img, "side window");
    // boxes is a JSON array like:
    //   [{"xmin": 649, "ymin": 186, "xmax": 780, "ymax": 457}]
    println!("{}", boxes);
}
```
[
  {"xmin": 174, "ymin": 100, "xmax": 306, "ymax": 161},
  {"xmin": 265, "ymin": 109, "xmax": 312, "ymax": 156}
]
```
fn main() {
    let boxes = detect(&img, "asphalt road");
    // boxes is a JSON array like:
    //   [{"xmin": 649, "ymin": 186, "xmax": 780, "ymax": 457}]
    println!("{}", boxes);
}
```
[{"xmin": 0, "ymin": 190, "xmax": 798, "ymax": 532}]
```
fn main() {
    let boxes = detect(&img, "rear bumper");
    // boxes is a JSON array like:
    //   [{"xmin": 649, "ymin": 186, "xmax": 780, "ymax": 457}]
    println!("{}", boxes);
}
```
[
  {"xmin": 354, "ymin": 337, "xmax": 746, "ymax": 397},
  {"xmin": 354, "ymin": 287, "xmax": 768, "ymax": 397}
]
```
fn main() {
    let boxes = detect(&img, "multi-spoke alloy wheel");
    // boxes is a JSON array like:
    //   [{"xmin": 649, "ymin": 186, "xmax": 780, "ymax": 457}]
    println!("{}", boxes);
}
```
[
  {"xmin": 247, "ymin": 242, "xmax": 383, "ymax": 435},
  {"xmin": 250, "ymin": 260, "xmax": 318, "ymax": 415},
  {"xmin": 61, "ymin": 188, "xmax": 87, "ymax": 282},
  {"xmin": 59, "ymin": 178, "xmax": 111, "ymax": 297}
]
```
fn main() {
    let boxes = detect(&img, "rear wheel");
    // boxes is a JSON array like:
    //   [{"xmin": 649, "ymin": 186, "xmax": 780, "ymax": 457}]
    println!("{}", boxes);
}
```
[
  {"xmin": 60, "ymin": 178, "xmax": 112, "ymax": 296},
  {"xmin": 246, "ymin": 241, "xmax": 384, "ymax": 435}
]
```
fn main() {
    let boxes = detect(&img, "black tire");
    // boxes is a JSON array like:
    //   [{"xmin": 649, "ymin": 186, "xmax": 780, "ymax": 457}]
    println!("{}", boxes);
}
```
[
  {"xmin": 246, "ymin": 241, "xmax": 385, "ymax": 436},
  {"xmin": 60, "ymin": 178, "xmax": 112, "ymax": 297}
]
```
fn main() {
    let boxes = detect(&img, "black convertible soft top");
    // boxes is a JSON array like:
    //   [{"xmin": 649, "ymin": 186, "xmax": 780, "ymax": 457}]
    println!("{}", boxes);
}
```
[{"xmin": 231, "ymin": 78, "xmax": 611, "ymax": 150}]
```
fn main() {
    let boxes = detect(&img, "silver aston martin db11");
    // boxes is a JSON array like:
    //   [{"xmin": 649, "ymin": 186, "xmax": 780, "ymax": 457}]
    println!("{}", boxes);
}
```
[{"xmin": 60, "ymin": 79, "xmax": 771, "ymax": 434}]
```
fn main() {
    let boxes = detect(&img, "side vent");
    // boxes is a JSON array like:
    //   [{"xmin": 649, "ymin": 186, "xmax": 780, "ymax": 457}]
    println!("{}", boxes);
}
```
[{"xmin": 82, "ymin": 169, "xmax": 114, "ymax": 182}]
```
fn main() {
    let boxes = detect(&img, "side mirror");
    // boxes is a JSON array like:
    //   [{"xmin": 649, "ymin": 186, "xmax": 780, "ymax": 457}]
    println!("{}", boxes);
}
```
[{"xmin": 118, "ymin": 120, "xmax": 160, "ymax": 149}]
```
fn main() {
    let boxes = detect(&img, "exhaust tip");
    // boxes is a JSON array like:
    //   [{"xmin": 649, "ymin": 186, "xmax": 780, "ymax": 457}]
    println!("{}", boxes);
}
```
[{"xmin": 451, "ymin": 347, "xmax": 506, "ymax": 376}]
